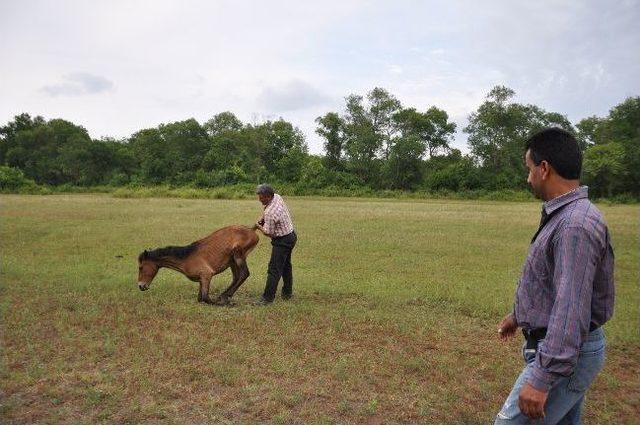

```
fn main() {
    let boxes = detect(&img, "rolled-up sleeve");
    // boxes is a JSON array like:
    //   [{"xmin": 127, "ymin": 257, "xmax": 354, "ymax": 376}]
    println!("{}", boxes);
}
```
[{"xmin": 528, "ymin": 226, "xmax": 600, "ymax": 391}]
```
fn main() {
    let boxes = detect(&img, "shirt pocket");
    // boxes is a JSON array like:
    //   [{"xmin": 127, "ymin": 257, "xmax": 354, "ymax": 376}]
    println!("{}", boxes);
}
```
[
  {"xmin": 521, "ymin": 243, "xmax": 551, "ymax": 302},
  {"xmin": 531, "ymin": 243, "xmax": 551, "ymax": 279}
]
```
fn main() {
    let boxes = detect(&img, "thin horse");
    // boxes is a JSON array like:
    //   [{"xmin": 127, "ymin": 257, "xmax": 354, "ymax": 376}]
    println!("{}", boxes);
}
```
[{"xmin": 137, "ymin": 225, "xmax": 259, "ymax": 305}]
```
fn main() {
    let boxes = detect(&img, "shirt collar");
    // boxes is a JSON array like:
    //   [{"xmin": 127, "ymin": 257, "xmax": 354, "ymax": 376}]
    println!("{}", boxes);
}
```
[
  {"xmin": 263, "ymin": 193, "xmax": 280, "ymax": 209},
  {"xmin": 543, "ymin": 186, "xmax": 588, "ymax": 215}
]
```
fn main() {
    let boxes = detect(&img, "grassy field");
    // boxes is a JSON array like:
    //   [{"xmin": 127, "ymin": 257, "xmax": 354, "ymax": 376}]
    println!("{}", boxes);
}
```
[{"xmin": 1, "ymin": 194, "xmax": 638, "ymax": 424}]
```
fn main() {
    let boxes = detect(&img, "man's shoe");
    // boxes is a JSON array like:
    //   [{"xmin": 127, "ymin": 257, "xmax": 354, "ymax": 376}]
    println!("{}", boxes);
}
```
[
  {"xmin": 282, "ymin": 294, "xmax": 294, "ymax": 301},
  {"xmin": 253, "ymin": 297, "xmax": 273, "ymax": 306}
]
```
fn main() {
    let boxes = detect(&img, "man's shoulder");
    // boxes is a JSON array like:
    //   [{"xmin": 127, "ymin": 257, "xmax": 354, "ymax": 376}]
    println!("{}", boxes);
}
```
[
  {"xmin": 275, "ymin": 194, "xmax": 291, "ymax": 207},
  {"xmin": 566, "ymin": 198, "xmax": 604, "ymax": 223},
  {"xmin": 556, "ymin": 198, "xmax": 608, "ymax": 240}
]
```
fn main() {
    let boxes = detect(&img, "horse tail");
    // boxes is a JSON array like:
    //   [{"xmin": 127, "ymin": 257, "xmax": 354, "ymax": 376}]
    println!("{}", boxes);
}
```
[{"xmin": 250, "ymin": 223, "xmax": 267, "ymax": 237}]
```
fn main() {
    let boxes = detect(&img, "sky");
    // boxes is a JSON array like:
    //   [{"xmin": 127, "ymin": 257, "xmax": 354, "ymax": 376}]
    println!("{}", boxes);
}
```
[{"xmin": 1, "ymin": 0, "xmax": 639, "ymax": 154}]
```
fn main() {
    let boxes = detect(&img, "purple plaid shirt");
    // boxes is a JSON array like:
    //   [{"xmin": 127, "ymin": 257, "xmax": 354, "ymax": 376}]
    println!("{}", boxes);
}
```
[{"xmin": 514, "ymin": 186, "xmax": 615, "ymax": 391}]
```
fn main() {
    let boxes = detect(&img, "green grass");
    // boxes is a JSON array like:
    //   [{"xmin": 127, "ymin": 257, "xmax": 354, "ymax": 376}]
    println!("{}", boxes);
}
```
[{"xmin": 1, "ymin": 194, "xmax": 638, "ymax": 424}]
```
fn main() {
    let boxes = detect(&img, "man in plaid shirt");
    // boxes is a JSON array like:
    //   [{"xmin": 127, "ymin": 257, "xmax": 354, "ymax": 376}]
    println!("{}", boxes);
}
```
[
  {"xmin": 495, "ymin": 128, "xmax": 615, "ymax": 424},
  {"xmin": 254, "ymin": 184, "xmax": 297, "ymax": 304}
]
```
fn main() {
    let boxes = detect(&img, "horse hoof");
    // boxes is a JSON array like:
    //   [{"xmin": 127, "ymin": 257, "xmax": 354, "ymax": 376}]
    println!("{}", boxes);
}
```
[{"xmin": 213, "ymin": 297, "xmax": 236, "ymax": 307}]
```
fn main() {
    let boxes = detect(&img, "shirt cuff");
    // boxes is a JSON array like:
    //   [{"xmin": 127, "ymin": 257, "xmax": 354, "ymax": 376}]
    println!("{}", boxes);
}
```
[{"xmin": 527, "ymin": 364, "xmax": 556, "ymax": 392}]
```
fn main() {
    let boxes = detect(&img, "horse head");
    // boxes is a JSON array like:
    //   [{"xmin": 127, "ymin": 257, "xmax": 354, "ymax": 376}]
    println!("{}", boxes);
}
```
[{"xmin": 137, "ymin": 250, "xmax": 159, "ymax": 291}]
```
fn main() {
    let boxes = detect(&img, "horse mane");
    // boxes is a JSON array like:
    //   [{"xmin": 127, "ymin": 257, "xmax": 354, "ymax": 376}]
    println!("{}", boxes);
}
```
[{"xmin": 138, "ymin": 242, "xmax": 199, "ymax": 262}]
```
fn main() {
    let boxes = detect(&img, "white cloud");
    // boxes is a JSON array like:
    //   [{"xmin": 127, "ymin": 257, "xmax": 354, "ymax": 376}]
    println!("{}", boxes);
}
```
[
  {"xmin": 257, "ymin": 79, "xmax": 331, "ymax": 112},
  {"xmin": 40, "ymin": 73, "xmax": 114, "ymax": 97},
  {"xmin": 388, "ymin": 65, "xmax": 403, "ymax": 75}
]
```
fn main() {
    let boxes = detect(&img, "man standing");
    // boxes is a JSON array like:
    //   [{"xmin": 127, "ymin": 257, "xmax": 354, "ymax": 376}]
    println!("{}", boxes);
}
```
[
  {"xmin": 254, "ymin": 184, "xmax": 297, "ymax": 305},
  {"xmin": 495, "ymin": 128, "xmax": 615, "ymax": 424}
]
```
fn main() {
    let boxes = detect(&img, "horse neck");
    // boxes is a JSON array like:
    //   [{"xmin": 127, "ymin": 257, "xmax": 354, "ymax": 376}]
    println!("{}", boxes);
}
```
[{"xmin": 156, "ymin": 256, "xmax": 187, "ymax": 273}]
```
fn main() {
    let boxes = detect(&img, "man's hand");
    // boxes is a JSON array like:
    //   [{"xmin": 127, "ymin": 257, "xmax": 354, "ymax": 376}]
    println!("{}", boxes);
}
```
[
  {"xmin": 518, "ymin": 383, "xmax": 547, "ymax": 419},
  {"xmin": 254, "ymin": 222, "xmax": 268, "ymax": 236},
  {"xmin": 497, "ymin": 313, "xmax": 518, "ymax": 341}
]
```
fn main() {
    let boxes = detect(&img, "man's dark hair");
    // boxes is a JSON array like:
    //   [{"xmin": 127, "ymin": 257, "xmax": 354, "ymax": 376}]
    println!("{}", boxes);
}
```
[
  {"xmin": 256, "ymin": 184, "xmax": 275, "ymax": 196},
  {"xmin": 525, "ymin": 127, "xmax": 582, "ymax": 180}
]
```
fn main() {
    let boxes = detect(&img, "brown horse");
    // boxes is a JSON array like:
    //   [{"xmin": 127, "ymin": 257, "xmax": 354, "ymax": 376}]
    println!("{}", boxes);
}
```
[{"xmin": 137, "ymin": 225, "xmax": 259, "ymax": 305}]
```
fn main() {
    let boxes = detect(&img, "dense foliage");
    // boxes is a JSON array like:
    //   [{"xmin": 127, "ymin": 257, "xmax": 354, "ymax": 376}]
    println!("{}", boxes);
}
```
[{"xmin": 1, "ymin": 86, "xmax": 638, "ymax": 198}]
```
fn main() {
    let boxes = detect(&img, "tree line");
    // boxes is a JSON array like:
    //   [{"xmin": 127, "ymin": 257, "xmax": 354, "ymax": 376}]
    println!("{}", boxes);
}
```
[{"xmin": 1, "ymin": 86, "xmax": 638, "ymax": 198}]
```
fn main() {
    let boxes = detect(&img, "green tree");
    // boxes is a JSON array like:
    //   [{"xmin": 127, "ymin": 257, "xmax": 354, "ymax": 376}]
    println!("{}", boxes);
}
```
[
  {"xmin": 606, "ymin": 97, "xmax": 640, "ymax": 195},
  {"xmin": 128, "ymin": 128, "xmax": 169, "ymax": 184},
  {"xmin": 464, "ymin": 86, "xmax": 573, "ymax": 189},
  {"xmin": 203, "ymin": 129, "xmax": 258, "ymax": 176},
  {"xmin": 341, "ymin": 94, "xmax": 381, "ymax": 185},
  {"xmin": 0, "ymin": 165, "xmax": 39, "ymax": 191},
  {"xmin": 160, "ymin": 119, "xmax": 210, "ymax": 183},
  {"xmin": 582, "ymin": 143, "xmax": 626, "ymax": 197},
  {"xmin": 575, "ymin": 116, "xmax": 608, "ymax": 149},
  {"xmin": 203, "ymin": 112, "xmax": 243, "ymax": 137},
  {"xmin": 315, "ymin": 112, "xmax": 345, "ymax": 171},
  {"xmin": 0, "ymin": 113, "xmax": 46, "ymax": 165},
  {"xmin": 298, "ymin": 155, "xmax": 364, "ymax": 189},
  {"xmin": 394, "ymin": 107, "xmax": 456, "ymax": 158},
  {"xmin": 423, "ymin": 149, "xmax": 482, "ymax": 192},
  {"xmin": 384, "ymin": 135, "xmax": 425, "ymax": 190},
  {"xmin": 86, "ymin": 138, "xmax": 137, "ymax": 185},
  {"xmin": 129, "ymin": 119, "xmax": 210, "ymax": 184},
  {"xmin": 575, "ymin": 97, "xmax": 640, "ymax": 195},
  {"xmin": 249, "ymin": 119, "xmax": 308, "ymax": 183},
  {"xmin": 4, "ymin": 118, "xmax": 93, "ymax": 185},
  {"xmin": 367, "ymin": 87, "xmax": 402, "ymax": 159}
]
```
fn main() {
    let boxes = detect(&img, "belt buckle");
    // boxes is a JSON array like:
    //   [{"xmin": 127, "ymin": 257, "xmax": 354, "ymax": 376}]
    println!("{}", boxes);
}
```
[{"xmin": 522, "ymin": 328, "xmax": 539, "ymax": 352}]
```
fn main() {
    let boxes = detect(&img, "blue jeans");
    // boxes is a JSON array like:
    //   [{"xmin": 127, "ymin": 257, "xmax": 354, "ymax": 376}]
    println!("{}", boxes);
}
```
[{"xmin": 495, "ymin": 327, "xmax": 605, "ymax": 425}]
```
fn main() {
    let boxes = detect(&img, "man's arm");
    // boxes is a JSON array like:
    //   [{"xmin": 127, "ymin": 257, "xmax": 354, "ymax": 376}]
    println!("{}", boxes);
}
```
[
  {"xmin": 255, "ymin": 221, "xmax": 272, "ymax": 237},
  {"xmin": 528, "ymin": 226, "xmax": 599, "ymax": 391},
  {"xmin": 257, "ymin": 210, "xmax": 276, "ymax": 237}
]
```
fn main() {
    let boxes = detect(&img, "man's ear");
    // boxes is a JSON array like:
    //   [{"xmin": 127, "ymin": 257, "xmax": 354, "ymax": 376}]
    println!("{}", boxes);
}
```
[{"xmin": 540, "ymin": 160, "xmax": 552, "ymax": 180}]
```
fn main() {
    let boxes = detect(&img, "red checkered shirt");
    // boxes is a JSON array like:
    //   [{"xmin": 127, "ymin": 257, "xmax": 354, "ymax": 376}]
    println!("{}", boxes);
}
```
[{"xmin": 262, "ymin": 194, "xmax": 294, "ymax": 237}]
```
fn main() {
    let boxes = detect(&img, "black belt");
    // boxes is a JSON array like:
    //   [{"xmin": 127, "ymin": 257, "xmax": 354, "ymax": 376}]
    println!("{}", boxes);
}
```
[
  {"xmin": 272, "ymin": 230, "xmax": 295, "ymax": 240},
  {"xmin": 523, "ymin": 323, "xmax": 600, "ymax": 350},
  {"xmin": 522, "ymin": 327, "xmax": 547, "ymax": 341}
]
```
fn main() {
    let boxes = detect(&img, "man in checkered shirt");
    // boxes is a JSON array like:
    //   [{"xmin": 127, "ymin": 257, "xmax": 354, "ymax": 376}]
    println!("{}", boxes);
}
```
[{"xmin": 254, "ymin": 184, "xmax": 297, "ymax": 305}]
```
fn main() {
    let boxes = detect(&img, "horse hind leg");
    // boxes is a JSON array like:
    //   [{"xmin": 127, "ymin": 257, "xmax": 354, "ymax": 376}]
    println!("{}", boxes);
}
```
[
  {"xmin": 224, "ymin": 254, "xmax": 250, "ymax": 299},
  {"xmin": 214, "ymin": 260, "xmax": 240, "ymax": 305}
]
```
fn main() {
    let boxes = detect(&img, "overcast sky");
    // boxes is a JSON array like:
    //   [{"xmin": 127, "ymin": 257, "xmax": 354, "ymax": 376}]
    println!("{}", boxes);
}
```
[{"xmin": 1, "ymin": 0, "xmax": 639, "ymax": 153}]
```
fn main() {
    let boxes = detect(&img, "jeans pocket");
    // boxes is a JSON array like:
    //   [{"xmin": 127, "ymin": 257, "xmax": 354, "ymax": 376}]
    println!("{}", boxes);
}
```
[
  {"xmin": 496, "ymin": 395, "xmax": 521, "ymax": 421},
  {"xmin": 567, "ymin": 345, "xmax": 605, "ymax": 392}
]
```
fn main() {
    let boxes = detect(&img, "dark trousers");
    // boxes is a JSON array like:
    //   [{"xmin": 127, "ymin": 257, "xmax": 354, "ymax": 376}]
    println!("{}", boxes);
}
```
[{"xmin": 262, "ymin": 231, "xmax": 297, "ymax": 301}]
